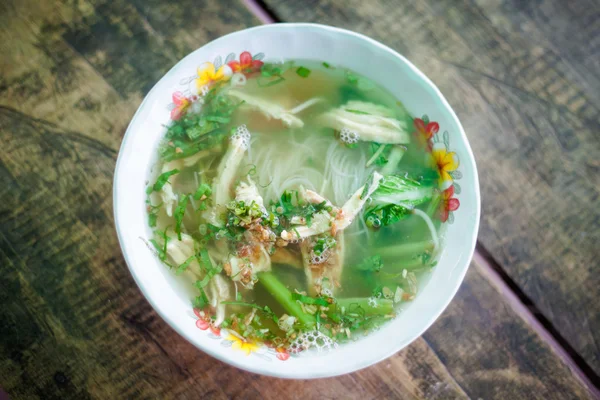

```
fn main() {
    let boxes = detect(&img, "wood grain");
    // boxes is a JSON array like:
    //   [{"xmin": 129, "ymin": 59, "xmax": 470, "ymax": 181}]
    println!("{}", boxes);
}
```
[
  {"xmin": 0, "ymin": 0, "xmax": 595, "ymax": 398},
  {"xmin": 262, "ymin": 0, "xmax": 600, "ymax": 377}
]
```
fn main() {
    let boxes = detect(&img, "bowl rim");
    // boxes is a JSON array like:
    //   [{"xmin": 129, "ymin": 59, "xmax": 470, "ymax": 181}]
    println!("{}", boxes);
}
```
[{"xmin": 113, "ymin": 22, "xmax": 481, "ymax": 379}]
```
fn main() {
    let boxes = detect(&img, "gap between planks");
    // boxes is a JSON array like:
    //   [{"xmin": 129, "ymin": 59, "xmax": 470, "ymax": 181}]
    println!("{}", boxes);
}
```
[{"xmin": 241, "ymin": 0, "xmax": 600, "ymax": 394}]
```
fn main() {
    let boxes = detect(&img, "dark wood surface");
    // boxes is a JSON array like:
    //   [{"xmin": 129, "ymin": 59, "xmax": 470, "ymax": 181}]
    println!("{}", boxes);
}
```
[
  {"xmin": 262, "ymin": 0, "xmax": 600, "ymax": 378},
  {"xmin": 0, "ymin": 0, "xmax": 597, "ymax": 398}
]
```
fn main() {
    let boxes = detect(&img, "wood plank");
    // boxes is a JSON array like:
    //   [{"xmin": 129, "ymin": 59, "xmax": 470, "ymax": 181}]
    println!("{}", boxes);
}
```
[
  {"xmin": 0, "ymin": 0, "xmax": 594, "ymax": 398},
  {"xmin": 262, "ymin": 0, "xmax": 600, "ymax": 377}
]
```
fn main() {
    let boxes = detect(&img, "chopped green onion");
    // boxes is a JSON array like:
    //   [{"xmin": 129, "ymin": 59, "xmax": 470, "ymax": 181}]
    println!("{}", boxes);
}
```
[{"xmin": 296, "ymin": 66, "xmax": 311, "ymax": 78}]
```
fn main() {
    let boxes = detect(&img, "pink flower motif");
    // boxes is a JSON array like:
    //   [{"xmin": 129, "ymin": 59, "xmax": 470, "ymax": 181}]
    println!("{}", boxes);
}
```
[
  {"xmin": 275, "ymin": 347, "xmax": 290, "ymax": 361},
  {"xmin": 170, "ymin": 91, "xmax": 191, "ymax": 120},
  {"xmin": 196, "ymin": 319, "xmax": 210, "ymax": 330}
]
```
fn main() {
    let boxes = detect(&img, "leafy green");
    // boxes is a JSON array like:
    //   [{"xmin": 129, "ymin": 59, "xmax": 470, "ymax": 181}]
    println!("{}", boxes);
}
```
[
  {"xmin": 365, "ymin": 175, "xmax": 433, "ymax": 228},
  {"xmin": 296, "ymin": 66, "xmax": 311, "ymax": 77},
  {"xmin": 368, "ymin": 143, "xmax": 392, "ymax": 167},
  {"xmin": 357, "ymin": 255, "xmax": 383, "ymax": 272},
  {"xmin": 322, "ymin": 62, "xmax": 333, "ymax": 69},
  {"xmin": 174, "ymin": 194, "xmax": 189, "ymax": 240}
]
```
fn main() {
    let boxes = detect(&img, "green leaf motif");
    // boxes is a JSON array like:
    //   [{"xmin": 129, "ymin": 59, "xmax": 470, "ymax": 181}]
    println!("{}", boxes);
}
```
[
  {"xmin": 449, "ymin": 170, "xmax": 463, "ymax": 180},
  {"xmin": 443, "ymin": 131, "xmax": 450, "ymax": 150},
  {"xmin": 253, "ymin": 52, "xmax": 265, "ymax": 61},
  {"xmin": 453, "ymin": 182, "xmax": 462, "ymax": 194},
  {"xmin": 225, "ymin": 53, "xmax": 236, "ymax": 64},
  {"xmin": 213, "ymin": 55, "xmax": 222, "ymax": 69},
  {"xmin": 448, "ymin": 211, "xmax": 455, "ymax": 224}
]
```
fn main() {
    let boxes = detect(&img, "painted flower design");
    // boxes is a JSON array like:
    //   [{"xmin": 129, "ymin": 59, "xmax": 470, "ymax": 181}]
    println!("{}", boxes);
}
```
[
  {"xmin": 432, "ymin": 142, "xmax": 459, "ymax": 189},
  {"xmin": 227, "ymin": 333, "xmax": 260, "ymax": 356},
  {"xmin": 194, "ymin": 309, "xmax": 221, "ymax": 336},
  {"xmin": 196, "ymin": 61, "xmax": 232, "ymax": 91},
  {"xmin": 227, "ymin": 51, "xmax": 263, "ymax": 75},
  {"xmin": 413, "ymin": 117, "xmax": 439, "ymax": 151},
  {"xmin": 275, "ymin": 347, "xmax": 290, "ymax": 361},
  {"xmin": 439, "ymin": 185, "xmax": 460, "ymax": 222},
  {"xmin": 170, "ymin": 91, "xmax": 191, "ymax": 120}
]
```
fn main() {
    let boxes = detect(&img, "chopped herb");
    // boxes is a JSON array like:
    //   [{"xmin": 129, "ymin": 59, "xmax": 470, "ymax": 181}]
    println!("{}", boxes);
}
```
[
  {"xmin": 345, "ymin": 70, "xmax": 359, "ymax": 85},
  {"xmin": 296, "ymin": 66, "xmax": 311, "ymax": 77},
  {"xmin": 193, "ymin": 288, "xmax": 210, "ymax": 309},
  {"xmin": 257, "ymin": 76, "xmax": 285, "ymax": 87},
  {"xmin": 195, "ymin": 249, "xmax": 222, "ymax": 289},
  {"xmin": 322, "ymin": 62, "xmax": 332, "ymax": 69},
  {"xmin": 174, "ymin": 194, "xmax": 189, "ymax": 240},
  {"xmin": 150, "ymin": 169, "xmax": 180, "ymax": 192},
  {"xmin": 193, "ymin": 183, "xmax": 212, "ymax": 200},
  {"xmin": 147, "ymin": 202, "xmax": 163, "ymax": 227},
  {"xmin": 357, "ymin": 255, "xmax": 383, "ymax": 273},
  {"xmin": 312, "ymin": 234, "xmax": 336, "ymax": 256},
  {"xmin": 291, "ymin": 293, "xmax": 330, "ymax": 306},
  {"xmin": 176, "ymin": 255, "xmax": 196, "ymax": 275}
]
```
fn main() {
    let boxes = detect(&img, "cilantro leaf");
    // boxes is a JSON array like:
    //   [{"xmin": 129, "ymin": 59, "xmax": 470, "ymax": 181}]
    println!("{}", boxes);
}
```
[
  {"xmin": 174, "ymin": 194, "xmax": 189, "ymax": 240},
  {"xmin": 151, "ymin": 169, "xmax": 180, "ymax": 192},
  {"xmin": 357, "ymin": 255, "xmax": 383, "ymax": 272}
]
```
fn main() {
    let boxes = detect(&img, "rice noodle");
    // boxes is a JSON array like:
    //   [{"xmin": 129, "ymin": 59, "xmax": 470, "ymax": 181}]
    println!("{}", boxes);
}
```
[{"xmin": 412, "ymin": 208, "xmax": 439, "ymax": 252}]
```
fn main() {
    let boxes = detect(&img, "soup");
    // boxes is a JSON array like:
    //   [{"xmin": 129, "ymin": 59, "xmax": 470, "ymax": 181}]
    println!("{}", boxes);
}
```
[{"xmin": 146, "ymin": 59, "xmax": 443, "ymax": 353}]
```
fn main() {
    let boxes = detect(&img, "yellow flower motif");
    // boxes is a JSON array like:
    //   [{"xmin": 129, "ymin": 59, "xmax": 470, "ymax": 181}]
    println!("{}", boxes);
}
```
[
  {"xmin": 227, "ymin": 333, "xmax": 260, "ymax": 356},
  {"xmin": 431, "ymin": 143, "xmax": 459, "ymax": 189},
  {"xmin": 196, "ymin": 61, "xmax": 232, "ymax": 90}
]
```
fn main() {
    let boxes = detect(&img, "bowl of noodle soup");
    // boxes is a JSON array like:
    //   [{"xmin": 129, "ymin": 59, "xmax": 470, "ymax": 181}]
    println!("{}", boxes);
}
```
[{"xmin": 114, "ymin": 23, "xmax": 480, "ymax": 378}]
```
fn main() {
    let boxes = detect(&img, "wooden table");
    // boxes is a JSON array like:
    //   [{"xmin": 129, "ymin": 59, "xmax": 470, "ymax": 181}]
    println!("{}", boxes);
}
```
[{"xmin": 1, "ymin": 0, "xmax": 598, "ymax": 398}]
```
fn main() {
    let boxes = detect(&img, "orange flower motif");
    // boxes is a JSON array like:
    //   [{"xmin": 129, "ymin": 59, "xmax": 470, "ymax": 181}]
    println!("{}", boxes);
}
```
[
  {"xmin": 431, "ymin": 143, "xmax": 459, "ymax": 189},
  {"xmin": 227, "ymin": 333, "xmax": 260, "ymax": 356},
  {"xmin": 227, "ymin": 51, "xmax": 264, "ymax": 76},
  {"xmin": 170, "ymin": 91, "xmax": 191, "ymax": 120},
  {"xmin": 439, "ymin": 185, "xmax": 460, "ymax": 222}
]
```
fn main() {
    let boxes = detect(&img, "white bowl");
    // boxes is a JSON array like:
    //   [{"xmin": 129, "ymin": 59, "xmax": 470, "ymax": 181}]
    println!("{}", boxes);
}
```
[{"xmin": 114, "ymin": 23, "xmax": 480, "ymax": 379}]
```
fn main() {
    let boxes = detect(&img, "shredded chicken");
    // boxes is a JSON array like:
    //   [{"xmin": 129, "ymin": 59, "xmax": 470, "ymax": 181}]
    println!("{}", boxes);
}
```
[
  {"xmin": 301, "ymin": 233, "xmax": 345, "ymax": 296},
  {"xmin": 319, "ymin": 100, "xmax": 410, "ymax": 144},
  {"xmin": 160, "ymin": 160, "xmax": 182, "ymax": 217},
  {"xmin": 335, "ymin": 172, "xmax": 383, "ymax": 231},
  {"xmin": 235, "ymin": 177, "xmax": 267, "ymax": 215},
  {"xmin": 280, "ymin": 174, "xmax": 382, "ymax": 240},
  {"xmin": 271, "ymin": 247, "xmax": 303, "ymax": 269},
  {"xmin": 214, "ymin": 134, "xmax": 249, "ymax": 206},
  {"xmin": 281, "ymin": 210, "xmax": 332, "ymax": 241},
  {"xmin": 165, "ymin": 233, "xmax": 231, "ymax": 326},
  {"xmin": 226, "ymin": 245, "xmax": 271, "ymax": 287},
  {"xmin": 227, "ymin": 89, "xmax": 304, "ymax": 128}
]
